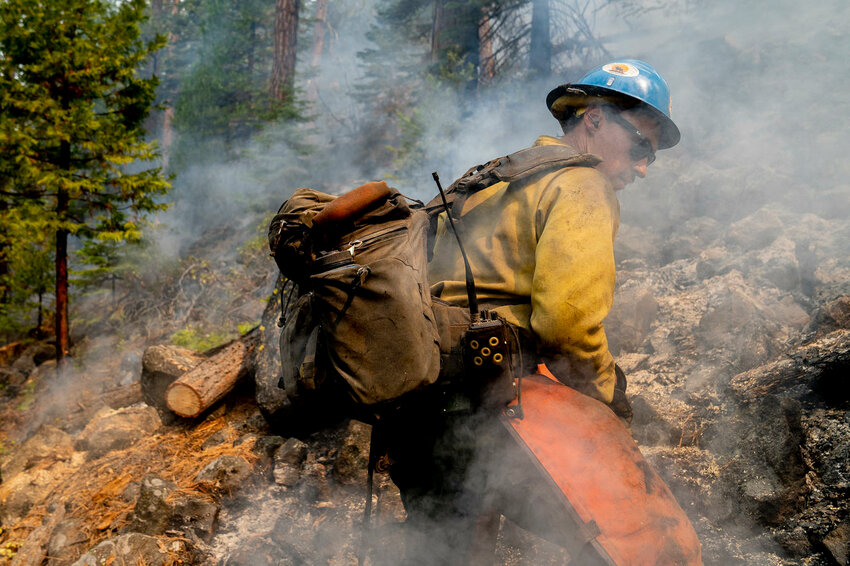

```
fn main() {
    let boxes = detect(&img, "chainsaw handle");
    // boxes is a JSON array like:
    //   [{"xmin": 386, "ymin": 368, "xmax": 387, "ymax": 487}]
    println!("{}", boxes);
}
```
[{"xmin": 312, "ymin": 181, "xmax": 393, "ymax": 229}]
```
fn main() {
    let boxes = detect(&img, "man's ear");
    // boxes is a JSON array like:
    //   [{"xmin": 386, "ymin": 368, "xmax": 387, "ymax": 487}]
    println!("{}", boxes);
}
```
[{"xmin": 583, "ymin": 105, "xmax": 603, "ymax": 130}]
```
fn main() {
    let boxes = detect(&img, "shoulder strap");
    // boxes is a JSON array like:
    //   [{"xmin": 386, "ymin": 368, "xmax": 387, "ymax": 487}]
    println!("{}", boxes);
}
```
[{"xmin": 427, "ymin": 144, "xmax": 600, "ymax": 216}]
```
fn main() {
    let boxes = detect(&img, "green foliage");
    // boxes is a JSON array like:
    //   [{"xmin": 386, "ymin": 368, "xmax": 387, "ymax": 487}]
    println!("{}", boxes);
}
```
[
  {"xmin": 168, "ymin": 0, "xmax": 306, "ymax": 167},
  {"xmin": 0, "ymin": 0, "xmax": 170, "ymax": 339},
  {"xmin": 171, "ymin": 325, "xmax": 233, "ymax": 352}
]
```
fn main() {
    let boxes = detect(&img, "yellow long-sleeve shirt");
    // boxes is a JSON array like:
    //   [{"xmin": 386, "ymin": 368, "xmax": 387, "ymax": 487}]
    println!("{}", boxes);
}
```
[{"xmin": 428, "ymin": 136, "xmax": 619, "ymax": 403}]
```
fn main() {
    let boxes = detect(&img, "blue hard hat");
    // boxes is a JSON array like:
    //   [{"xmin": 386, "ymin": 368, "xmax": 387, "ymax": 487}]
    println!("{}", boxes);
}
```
[{"xmin": 547, "ymin": 60, "xmax": 681, "ymax": 149}]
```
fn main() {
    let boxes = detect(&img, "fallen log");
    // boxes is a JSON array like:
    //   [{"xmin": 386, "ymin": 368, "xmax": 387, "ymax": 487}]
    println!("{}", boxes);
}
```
[
  {"xmin": 729, "ymin": 329, "xmax": 850, "ymax": 403},
  {"xmin": 165, "ymin": 330, "xmax": 259, "ymax": 418},
  {"xmin": 140, "ymin": 345, "xmax": 205, "ymax": 416}
]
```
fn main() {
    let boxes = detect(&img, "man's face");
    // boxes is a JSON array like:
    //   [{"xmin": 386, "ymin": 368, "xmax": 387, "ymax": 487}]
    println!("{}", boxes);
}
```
[{"xmin": 589, "ymin": 107, "xmax": 661, "ymax": 191}]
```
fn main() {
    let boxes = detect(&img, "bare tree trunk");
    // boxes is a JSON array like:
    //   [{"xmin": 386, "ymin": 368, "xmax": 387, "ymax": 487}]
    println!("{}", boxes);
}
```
[
  {"xmin": 430, "ymin": 0, "xmax": 444, "ymax": 61},
  {"xmin": 306, "ymin": 0, "xmax": 329, "ymax": 103},
  {"xmin": 478, "ymin": 10, "xmax": 495, "ymax": 86},
  {"xmin": 55, "ymin": 140, "xmax": 71, "ymax": 362},
  {"xmin": 0, "ymin": 198, "xmax": 8, "ymax": 306},
  {"xmin": 270, "ymin": 0, "xmax": 301, "ymax": 103},
  {"xmin": 310, "ymin": 0, "xmax": 328, "ymax": 68},
  {"xmin": 530, "ymin": 0, "xmax": 551, "ymax": 77}
]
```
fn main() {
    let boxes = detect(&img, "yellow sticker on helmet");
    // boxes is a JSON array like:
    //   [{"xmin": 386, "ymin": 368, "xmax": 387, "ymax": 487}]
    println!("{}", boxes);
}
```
[{"xmin": 603, "ymin": 62, "xmax": 639, "ymax": 77}]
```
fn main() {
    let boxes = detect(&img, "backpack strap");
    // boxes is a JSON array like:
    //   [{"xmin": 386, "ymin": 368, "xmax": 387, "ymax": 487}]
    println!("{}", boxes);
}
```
[{"xmin": 427, "ymin": 144, "xmax": 601, "ymax": 218}]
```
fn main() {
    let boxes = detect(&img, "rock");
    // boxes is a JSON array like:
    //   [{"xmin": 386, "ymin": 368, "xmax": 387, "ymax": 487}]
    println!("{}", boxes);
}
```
[
  {"xmin": 662, "ymin": 216, "xmax": 723, "ymax": 264},
  {"xmin": 75, "ymin": 404, "xmax": 161, "ymax": 458},
  {"xmin": 127, "ymin": 476, "xmax": 177, "ymax": 535},
  {"xmin": 254, "ymin": 435, "xmax": 286, "ymax": 459},
  {"xmin": 272, "ymin": 438, "xmax": 308, "ymax": 487},
  {"xmin": 332, "ymin": 420, "xmax": 371, "ymax": 484},
  {"xmin": 823, "ymin": 521, "xmax": 850, "ymax": 566},
  {"xmin": 726, "ymin": 207, "xmax": 784, "ymax": 250},
  {"xmin": 254, "ymin": 276, "xmax": 291, "ymax": 429},
  {"xmin": 195, "ymin": 455, "xmax": 253, "ymax": 491},
  {"xmin": 773, "ymin": 525, "xmax": 811, "ymax": 558},
  {"xmin": 807, "ymin": 295, "xmax": 850, "ymax": 336},
  {"xmin": 614, "ymin": 223, "xmax": 662, "ymax": 265},
  {"xmin": 694, "ymin": 246, "xmax": 728, "ymax": 281},
  {"xmin": 715, "ymin": 396, "xmax": 808, "ymax": 525},
  {"xmin": 0, "ymin": 340, "xmax": 27, "ymax": 367},
  {"xmin": 0, "ymin": 460, "xmax": 80, "ymax": 525},
  {"xmin": 71, "ymin": 533, "xmax": 187, "ymax": 566},
  {"xmin": 605, "ymin": 286, "xmax": 658, "ymax": 355},
  {"xmin": 47, "ymin": 517, "xmax": 88, "ymax": 562},
  {"xmin": 10, "ymin": 340, "xmax": 56, "ymax": 376},
  {"xmin": 119, "ymin": 350, "xmax": 142, "ymax": 386},
  {"xmin": 1, "ymin": 425, "xmax": 74, "ymax": 480},
  {"xmin": 0, "ymin": 367, "xmax": 27, "ymax": 396},
  {"xmin": 170, "ymin": 492, "xmax": 219, "ymax": 539},
  {"xmin": 750, "ymin": 236, "xmax": 801, "ymax": 292}
]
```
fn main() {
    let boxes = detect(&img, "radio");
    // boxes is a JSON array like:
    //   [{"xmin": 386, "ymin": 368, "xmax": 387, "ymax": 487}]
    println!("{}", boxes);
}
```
[{"xmin": 462, "ymin": 313, "xmax": 517, "ymax": 409}]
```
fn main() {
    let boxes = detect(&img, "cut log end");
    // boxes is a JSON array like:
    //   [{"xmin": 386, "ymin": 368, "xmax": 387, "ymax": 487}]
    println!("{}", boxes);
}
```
[{"xmin": 166, "ymin": 382, "xmax": 203, "ymax": 418}]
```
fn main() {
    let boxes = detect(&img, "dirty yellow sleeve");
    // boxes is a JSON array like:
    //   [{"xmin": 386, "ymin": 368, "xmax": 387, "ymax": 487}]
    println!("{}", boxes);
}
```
[{"xmin": 429, "ymin": 136, "xmax": 619, "ymax": 403}]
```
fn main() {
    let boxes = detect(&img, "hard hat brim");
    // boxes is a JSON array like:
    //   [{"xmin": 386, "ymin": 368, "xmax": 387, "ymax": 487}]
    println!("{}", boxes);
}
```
[{"xmin": 547, "ymin": 84, "xmax": 681, "ymax": 150}]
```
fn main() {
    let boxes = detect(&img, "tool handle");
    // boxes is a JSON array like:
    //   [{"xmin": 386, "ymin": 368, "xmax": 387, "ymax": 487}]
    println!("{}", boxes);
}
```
[{"xmin": 312, "ymin": 181, "xmax": 392, "ymax": 228}]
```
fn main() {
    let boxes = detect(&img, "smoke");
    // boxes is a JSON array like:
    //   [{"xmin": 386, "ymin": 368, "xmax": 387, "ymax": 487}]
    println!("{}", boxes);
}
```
[{"xmin": 20, "ymin": 0, "xmax": 845, "ymax": 563}]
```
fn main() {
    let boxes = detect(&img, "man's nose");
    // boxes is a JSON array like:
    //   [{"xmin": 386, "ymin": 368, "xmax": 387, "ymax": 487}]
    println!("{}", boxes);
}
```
[{"xmin": 633, "ymin": 161, "xmax": 648, "ymax": 178}]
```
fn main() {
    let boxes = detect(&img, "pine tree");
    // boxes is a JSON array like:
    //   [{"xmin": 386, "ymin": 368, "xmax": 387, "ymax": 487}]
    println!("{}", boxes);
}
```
[{"xmin": 0, "ymin": 0, "xmax": 170, "ymax": 361}]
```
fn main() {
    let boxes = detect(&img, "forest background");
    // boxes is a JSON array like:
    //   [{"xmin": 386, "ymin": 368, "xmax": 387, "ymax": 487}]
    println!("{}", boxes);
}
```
[{"xmin": 1, "ymin": 0, "xmax": 848, "ymax": 381}]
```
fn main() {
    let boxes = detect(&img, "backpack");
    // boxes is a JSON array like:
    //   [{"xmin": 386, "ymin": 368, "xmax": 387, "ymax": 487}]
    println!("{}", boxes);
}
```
[{"xmin": 266, "ymin": 145, "xmax": 599, "ymax": 429}]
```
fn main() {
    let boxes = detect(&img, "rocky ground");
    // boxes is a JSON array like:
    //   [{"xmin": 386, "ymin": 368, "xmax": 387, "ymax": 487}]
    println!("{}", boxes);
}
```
[{"xmin": 1, "ymin": 175, "xmax": 849, "ymax": 564}]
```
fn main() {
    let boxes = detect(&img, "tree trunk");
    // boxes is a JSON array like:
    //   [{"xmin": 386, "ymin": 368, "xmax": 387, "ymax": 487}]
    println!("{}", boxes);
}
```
[
  {"xmin": 310, "ymin": 0, "xmax": 328, "ymax": 68},
  {"xmin": 165, "ymin": 330, "xmax": 259, "ymax": 417},
  {"xmin": 0, "ymin": 199, "xmax": 8, "ymax": 305},
  {"xmin": 55, "ymin": 140, "xmax": 71, "ymax": 362},
  {"xmin": 306, "ymin": 0, "xmax": 329, "ymax": 103},
  {"xmin": 478, "ymin": 10, "xmax": 495, "ymax": 86},
  {"xmin": 430, "ymin": 0, "xmax": 444, "ymax": 61},
  {"xmin": 270, "ymin": 0, "xmax": 300, "ymax": 103},
  {"xmin": 529, "ymin": 0, "xmax": 551, "ymax": 77},
  {"xmin": 36, "ymin": 289, "xmax": 43, "ymax": 339}
]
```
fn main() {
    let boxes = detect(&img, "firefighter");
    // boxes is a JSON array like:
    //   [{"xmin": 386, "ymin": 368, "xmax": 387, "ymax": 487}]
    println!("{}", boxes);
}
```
[{"xmin": 381, "ymin": 60, "xmax": 698, "ymax": 565}]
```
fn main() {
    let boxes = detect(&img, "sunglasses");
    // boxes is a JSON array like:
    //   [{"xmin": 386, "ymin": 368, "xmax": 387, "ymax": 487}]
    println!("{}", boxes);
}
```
[{"xmin": 605, "ymin": 109, "xmax": 656, "ymax": 165}]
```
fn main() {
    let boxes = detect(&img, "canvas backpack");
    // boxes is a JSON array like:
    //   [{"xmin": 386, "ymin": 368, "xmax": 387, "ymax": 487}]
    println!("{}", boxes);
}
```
[{"xmin": 267, "ymin": 145, "xmax": 600, "ymax": 428}]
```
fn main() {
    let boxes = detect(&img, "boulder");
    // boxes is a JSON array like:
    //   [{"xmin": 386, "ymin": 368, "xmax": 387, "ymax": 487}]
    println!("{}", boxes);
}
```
[
  {"xmin": 127, "ymin": 476, "xmax": 177, "ymax": 535},
  {"xmin": 273, "ymin": 438, "xmax": 308, "ymax": 487},
  {"xmin": 662, "ymin": 216, "xmax": 722, "ymax": 264},
  {"xmin": 170, "ymin": 492, "xmax": 219, "ymax": 539},
  {"xmin": 75, "ymin": 404, "xmax": 161, "ymax": 458},
  {"xmin": 71, "ymin": 533, "xmax": 188, "ymax": 566},
  {"xmin": 10, "ymin": 340, "xmax": 56, "ymax": 377},
  {"xmin": 332, "ymin": 420, "xmax": 371, "ymax": 484},
  {"xmin": 605, "ymin": 286, "xmax": 658, "ymax": 355},
  {"xmin": 726, "ymin": 207, "xmax": 784, "ymax": 250},
  {"xmin": 195, "ymin": 455, "xmax": 253, "ymax": 491},
  {"xmin": 0, "ymin": 460, "xmax": 80, "ymax": 525},
  {"xmin": 614, "ymin": 223, "xmax": 662, "ymax": 265},
  {"xmin": 823, "ymin": 521, "xmax": 850, "ymax": 566},
  {"xmin": 47, "ymin": 517, "xmax": 88, "ymax": 562},
  {"xmin": 750, "ymin": 236, "xmax": 801, "ymax": 292},
  {"xmin": 807, "ymin": 295, "xmax": 850, "ymax": 337},
  {"xmin": 714, "ymin": 396, "xmax": 807, "ymax": 526},
  {"xmin": 1, "ymin": 425, "xmax": 74, "ymax": 480}
]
